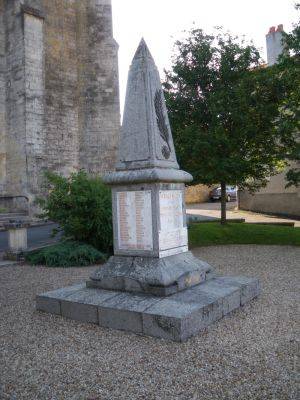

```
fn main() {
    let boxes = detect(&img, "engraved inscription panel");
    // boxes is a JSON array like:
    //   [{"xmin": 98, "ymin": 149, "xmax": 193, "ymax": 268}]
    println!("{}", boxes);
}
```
[
  {"xmin": 159, "ymin": 190, "xmax": 188, "ymax": 255},
  {"xmin": 117, "ymin": 191, "xmax": 153, "ymax": 251}
]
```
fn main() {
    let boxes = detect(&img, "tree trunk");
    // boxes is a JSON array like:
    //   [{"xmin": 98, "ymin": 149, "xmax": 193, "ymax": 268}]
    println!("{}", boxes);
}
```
[{"xmin": 220, "ymin": 181, "xmax": 227, "ymax": 225}]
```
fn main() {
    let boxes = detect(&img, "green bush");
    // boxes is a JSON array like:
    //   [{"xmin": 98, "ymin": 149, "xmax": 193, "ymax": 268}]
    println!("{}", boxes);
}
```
[
  {"xmin": 37, "ymin": 170, "xmax": 113, "ymax": 252},
  {"xmin": 26, "ymin": 241, "xmax": 106, "ymax": 267}
]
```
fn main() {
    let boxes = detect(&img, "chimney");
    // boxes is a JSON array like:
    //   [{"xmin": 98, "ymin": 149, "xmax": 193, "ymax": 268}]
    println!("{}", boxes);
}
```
[{"xmin": 266, "ymin": 24, "xmax": 284, "ymax": 66}]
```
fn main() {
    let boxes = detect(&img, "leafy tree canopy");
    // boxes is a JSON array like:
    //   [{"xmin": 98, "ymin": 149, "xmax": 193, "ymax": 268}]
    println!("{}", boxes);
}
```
[
  {"xmin": 164, "ymin": 27, "xmax": 298, "ymax": 194},
  {"xmin": 276, "ymin": 4, "xmax": 300, "ymax": 187}
]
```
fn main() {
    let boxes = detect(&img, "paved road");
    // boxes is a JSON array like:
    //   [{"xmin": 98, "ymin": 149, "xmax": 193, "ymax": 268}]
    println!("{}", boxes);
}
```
[
  {"xmin": 0, "ymin": 223, "xmax": 59, "ymax": 252},
  {"xmin": 187, "ymin": 201, "xmax": 300, "ymax": 226},
  {"xmin": 188, "ymin": 201, "xmax": 237, "ymax": 211},
  {"xmin": 187, "ymin": 201, "xmax": 237, "ymax": 221}
]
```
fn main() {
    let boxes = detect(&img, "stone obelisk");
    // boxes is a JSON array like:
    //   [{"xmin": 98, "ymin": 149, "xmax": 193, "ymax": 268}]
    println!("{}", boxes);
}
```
[
  {"xmin": 37, "ymin": 40, "xmax": 260, "ymax": 342},
  {"xmin": 87, "ymin": 39, "xmax": 213, "ymax": 296}
]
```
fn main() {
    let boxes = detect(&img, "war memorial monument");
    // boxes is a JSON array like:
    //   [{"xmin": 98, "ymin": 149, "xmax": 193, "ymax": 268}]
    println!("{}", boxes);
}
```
[{"xmin": 36, "ymin": 40, "xmax": 260, "ymax": 342}]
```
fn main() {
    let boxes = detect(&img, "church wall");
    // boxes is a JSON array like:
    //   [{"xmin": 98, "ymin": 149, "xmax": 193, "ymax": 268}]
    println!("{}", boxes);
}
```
[
  {"xmin": 77, "ymin": 0, "xmax": 120, "ymax": 175},
  {"xmin": 43, "ymin": 0, "xmax": 80, "ymax": 177},
  {"xmin": 3, "ymin": 0, "xmax": 28, "ymax": 202},
  {"xmin": 0, "ymin": 0, "xmax": 120, "ymax": 212}
]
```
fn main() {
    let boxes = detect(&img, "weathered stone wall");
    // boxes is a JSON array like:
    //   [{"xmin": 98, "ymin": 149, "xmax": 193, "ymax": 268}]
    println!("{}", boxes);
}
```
[
  {"xmin": 0, "ymin": 0, "xmax": 120, "ymax": 212},
  {"xmin": 239, "ymin": 170, "xmax": 300, "ymax": 217},
  {"xmin": 43, "ymin": 0, "xmax": 79, "ymax": 178},
  {"xmin": 3, "ymin": 0, "xmax": 28, "ymax": 204},
  {"xmin": 0, "ymin": 0, "xmax": 6, "ymax": 194},
  {"xmin": 77, "ymin": 0, "xmax": 120, "ymax": 175},
  {"xmin": 24, "ymin": 8, "xmax": 45, "ymax": 197}
]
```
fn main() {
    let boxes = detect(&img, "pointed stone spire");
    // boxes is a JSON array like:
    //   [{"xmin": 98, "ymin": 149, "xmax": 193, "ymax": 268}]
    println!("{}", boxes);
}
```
[
  {"xmin": 133, "ymin": 37, "xmax": 154, "ymax": 61},
  {"xmin": 116, "ymin": 39, "xmax": 179, "ymax": 171}
]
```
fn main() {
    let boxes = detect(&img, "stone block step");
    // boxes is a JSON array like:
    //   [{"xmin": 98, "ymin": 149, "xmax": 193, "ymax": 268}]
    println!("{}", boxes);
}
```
[
  {"xmin": 36, "ymin": 276, "xmax": 260, "ymax": 342},
  {"xmin": 0, "ymin": 213, "xmax": 29, "ymax": 230},
  {"xmin": 0, "ymin": 212, "xmax": 28, "ymax": 219},
  {"xmin": 0, "ymin": 260, "xmax": 20, "ymax": 268}
]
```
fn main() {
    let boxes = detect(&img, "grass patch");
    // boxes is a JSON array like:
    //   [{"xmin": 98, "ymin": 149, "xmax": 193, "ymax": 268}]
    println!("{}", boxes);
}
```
[
  {"xmin": 188, "ymin": 222, "xmax": 300, "ymax": 247},
  {"xmin": 25, "ymin": 241, "xmax": 106, "ymax": 267}
]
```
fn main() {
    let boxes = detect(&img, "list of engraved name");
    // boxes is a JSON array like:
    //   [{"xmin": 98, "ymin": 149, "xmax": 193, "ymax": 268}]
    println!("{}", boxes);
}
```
[{"xmin": 117, "ymin": 191, "xmax": 153, "ymax": 251}]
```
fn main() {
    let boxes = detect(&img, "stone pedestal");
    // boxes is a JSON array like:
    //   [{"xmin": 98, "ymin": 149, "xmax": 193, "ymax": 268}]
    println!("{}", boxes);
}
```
[{"xmin": 87, "ymin": 178, "xmax": 214, "ymax": 295}]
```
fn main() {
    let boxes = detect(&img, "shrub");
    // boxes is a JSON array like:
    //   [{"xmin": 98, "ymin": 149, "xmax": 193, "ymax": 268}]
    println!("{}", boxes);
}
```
[
  {"xmin": 25, "ymin": 241, "xmax": 106, "ymax": 267},
  {"xmin": 37, "ymin": 170, "xmax": 113, "ymax": 253}
]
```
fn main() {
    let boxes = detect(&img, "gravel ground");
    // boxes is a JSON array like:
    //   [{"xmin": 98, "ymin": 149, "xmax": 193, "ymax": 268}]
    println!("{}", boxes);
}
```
[{"xmin": 0, "ymin": 245, "xmax": 299, "ymax": 400}]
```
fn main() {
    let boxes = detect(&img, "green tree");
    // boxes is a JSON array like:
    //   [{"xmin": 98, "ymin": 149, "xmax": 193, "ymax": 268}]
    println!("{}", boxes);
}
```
[
  {"xmin": 164, "ymin": 28, "xmax": 297, "ymax": 223},
  {"xmin": 37, "ymin": 171, "xmax": 113, "ymax": 253},
  {"xmin": 276, "ymin": 4, "xmax": 300, "ymax": 187}
]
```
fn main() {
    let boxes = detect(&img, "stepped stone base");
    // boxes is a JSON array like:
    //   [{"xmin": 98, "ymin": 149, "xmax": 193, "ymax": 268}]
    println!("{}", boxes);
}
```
[{"xmin": 36, "ymin": 275, "xmax": 260, "ymax": 342}]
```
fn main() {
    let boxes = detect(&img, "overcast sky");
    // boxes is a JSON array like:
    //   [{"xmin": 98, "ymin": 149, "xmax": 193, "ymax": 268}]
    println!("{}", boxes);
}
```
[{"xmin": 112, "ymin": 0, "xmax": 298, "ymax": 113}]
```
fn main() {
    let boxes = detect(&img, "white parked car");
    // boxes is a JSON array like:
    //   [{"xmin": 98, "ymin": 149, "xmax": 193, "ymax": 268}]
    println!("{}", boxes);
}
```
[{"xmin": 209, "ymin": 186, "xmax": 237, "ymax": 202}]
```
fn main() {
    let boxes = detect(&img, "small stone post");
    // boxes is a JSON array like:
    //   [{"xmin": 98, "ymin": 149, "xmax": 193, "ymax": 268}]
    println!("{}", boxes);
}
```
[{"xmin": 5, "ymin": 221, "xmax": 29, "ymax": 259}]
